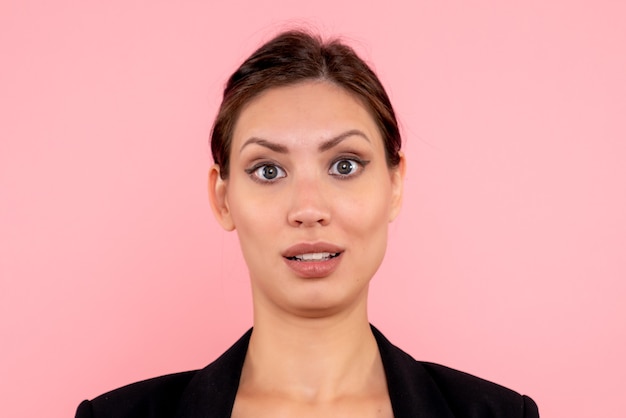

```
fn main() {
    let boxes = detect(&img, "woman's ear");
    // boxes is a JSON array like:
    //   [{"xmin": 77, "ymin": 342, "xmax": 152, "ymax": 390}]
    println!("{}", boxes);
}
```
[
  {"xmin": 388, "ymin": 152, "xmax": 406, "ymax": 222},
  {"xmin": 208, "ymin": 165, "xmax": 235, "ymax": 231}
]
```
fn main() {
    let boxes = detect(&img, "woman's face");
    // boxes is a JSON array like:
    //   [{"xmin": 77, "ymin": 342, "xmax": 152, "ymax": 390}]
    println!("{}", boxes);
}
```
[{"xmin": 209, "ymin": 80, "xmax": 404, "ymax": 319}]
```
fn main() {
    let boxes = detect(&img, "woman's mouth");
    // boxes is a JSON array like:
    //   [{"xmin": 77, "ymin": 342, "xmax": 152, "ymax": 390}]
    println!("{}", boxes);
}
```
[
  {"xmin": 286, "ymin": 252, "xmax": 341, "ymax": 262},
  {"xmin": 282, "ymin": 243, "xmax": 344, "ymax": 278}
]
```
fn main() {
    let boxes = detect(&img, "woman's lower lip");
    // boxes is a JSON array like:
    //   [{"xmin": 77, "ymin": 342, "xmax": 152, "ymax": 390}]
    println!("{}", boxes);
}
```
[{"xmin": 283, "ymin": 253, "xmax": 342, "ymax": 278}]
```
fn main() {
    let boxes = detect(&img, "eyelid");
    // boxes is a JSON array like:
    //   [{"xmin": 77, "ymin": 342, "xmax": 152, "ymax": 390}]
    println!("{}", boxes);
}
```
[
  {"xmin": 328, "ymin": 155, "xmax": 370, "ymax": 177},
  {"xmin": 244, "ymin": 161, "xmax": 287, "ymax": 184}
]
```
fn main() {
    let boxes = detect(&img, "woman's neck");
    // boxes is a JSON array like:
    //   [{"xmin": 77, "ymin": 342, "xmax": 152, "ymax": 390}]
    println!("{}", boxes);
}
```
[{"xmin": 241, "ymin": 306, "xmax": 384, "ymax": 402}]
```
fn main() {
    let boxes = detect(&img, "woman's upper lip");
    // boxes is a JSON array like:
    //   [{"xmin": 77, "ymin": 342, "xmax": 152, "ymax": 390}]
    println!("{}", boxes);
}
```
[{"xmin": 282, "ymin": 242, "xmax": 344, "ymax": 258}]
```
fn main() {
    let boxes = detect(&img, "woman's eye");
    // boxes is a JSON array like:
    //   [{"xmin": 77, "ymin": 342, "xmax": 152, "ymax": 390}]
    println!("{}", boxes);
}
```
[
  {"xmin": 250, "ymin": 164, "xmax": 286, "ymax": 182},
  {"xmin": 329, "ymin": 159, "xmax": 361, "ymax": 177}
]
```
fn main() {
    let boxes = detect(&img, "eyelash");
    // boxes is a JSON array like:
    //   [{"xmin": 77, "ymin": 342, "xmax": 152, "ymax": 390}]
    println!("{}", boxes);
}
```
[
  {"xmin": 244, "ymin": 156, "xmax": 370, "ymax": 184},
  {"xmin": 329, "ymin": 156, "xmax": 370, "ymax": 178},
  {"xmin": 244, "ymin": 161, "xmax": 286, "ymax": 184}
]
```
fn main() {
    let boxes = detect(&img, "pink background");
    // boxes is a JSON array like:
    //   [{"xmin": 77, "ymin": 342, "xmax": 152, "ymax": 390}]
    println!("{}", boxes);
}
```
[{"xmin": 1, "ymin": 1, "xmax": 625, "ymax": 417}]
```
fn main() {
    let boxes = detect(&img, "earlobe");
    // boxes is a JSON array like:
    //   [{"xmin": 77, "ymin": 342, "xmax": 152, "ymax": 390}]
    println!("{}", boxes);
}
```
[
  {"xmin": 388, "ymin": 152, "xmax": 406, "ymax": 222},
  {"xmin": 208, "ymin": 165, "xmax": 235, "ymax": 231}
]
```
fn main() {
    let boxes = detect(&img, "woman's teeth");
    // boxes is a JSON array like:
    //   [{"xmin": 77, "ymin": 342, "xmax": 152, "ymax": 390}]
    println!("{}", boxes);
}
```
[{"xmin": 290, "ymin": 252, "xmax": 339, "ymax": 261}]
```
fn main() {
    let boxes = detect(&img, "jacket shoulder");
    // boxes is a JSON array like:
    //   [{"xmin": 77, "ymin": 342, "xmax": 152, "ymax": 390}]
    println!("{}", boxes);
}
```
[
  {"xmin": 75, "ymin": 370, "xmax": 198, "ymax": 418},
  {"xmin": 420, "ymin": 361, "xmax": 539, "ymax": 417},
  {"xmin": 371, "ymin": 325, "xmax": 539, "ymax": 417},
  {"xmin": 76, "ymin": 329, "xmax": 254, "ymax": 418}
]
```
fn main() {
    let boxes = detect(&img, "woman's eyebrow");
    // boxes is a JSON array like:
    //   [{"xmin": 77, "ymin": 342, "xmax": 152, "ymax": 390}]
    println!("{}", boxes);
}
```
[
  {"xmin": 239, "ymin": 129, "xmax": 370, "ymax": 153},
  {"xmin": 240, "ymin": 138, "xmax": 288, "ymax": 153},
  {"xmin": 318, "ymin": 129, "xmax": 370, "ymax": 152}
]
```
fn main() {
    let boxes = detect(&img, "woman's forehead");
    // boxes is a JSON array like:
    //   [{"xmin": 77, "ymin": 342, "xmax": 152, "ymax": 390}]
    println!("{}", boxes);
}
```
[{"xmin": 232, "ymin": 81, "xmax": 382, "ymax": 148}]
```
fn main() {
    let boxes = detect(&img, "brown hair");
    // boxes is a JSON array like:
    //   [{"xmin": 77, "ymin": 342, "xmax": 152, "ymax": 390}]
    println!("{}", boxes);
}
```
[{"xmin": 211, "ymin": 30, "xmax": 402, "ymax": 178}]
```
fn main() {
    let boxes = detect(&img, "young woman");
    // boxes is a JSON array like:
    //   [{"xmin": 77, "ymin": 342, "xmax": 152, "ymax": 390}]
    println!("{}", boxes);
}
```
[{"xmin": 76, "ymin": 30, "xmax": 539, "ymax": 418}]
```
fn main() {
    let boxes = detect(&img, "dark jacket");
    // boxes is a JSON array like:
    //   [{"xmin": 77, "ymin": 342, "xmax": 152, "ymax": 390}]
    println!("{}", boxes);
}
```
[{"xmin": 76, "ymin": 326, "xmax": 539, "ymax": 417}]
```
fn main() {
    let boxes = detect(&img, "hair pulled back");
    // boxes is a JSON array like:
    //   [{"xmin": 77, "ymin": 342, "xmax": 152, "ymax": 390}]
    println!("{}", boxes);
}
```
[{"xmin": 211, "ymin": 30, "xmax": 402, "ymax": 178}]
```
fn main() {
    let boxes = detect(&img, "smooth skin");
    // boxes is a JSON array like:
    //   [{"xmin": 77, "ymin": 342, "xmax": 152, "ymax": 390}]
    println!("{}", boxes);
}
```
[{"xmin": 209, "ymin": 80, "xmax": 405, "ymax": 418}]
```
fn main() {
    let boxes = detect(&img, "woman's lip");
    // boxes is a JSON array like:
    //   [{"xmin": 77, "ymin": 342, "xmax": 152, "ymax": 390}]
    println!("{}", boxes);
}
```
[
  {"xmin": 282, "ymin": 242, "xmax": 344, "ymax": 278},
  {"xmin": 282, "ymin": 242, "xmax": 344, "ymax": 258},
  {"xmin": 283, "ymin": 252, "xmax": 343, "ymax": 278}
]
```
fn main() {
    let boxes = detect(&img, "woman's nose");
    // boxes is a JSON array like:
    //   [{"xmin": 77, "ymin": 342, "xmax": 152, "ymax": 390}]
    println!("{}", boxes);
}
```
[{"xmin": 286, "ymin": 179, "xmax": 331, "ymax": 227}]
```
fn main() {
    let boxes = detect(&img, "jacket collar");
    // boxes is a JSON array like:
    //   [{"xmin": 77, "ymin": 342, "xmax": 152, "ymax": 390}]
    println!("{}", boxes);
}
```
[
  {"xmin": 372, "ymin": 326, "xmax": 455, "ymax": 418},
  {"xmin": 177, "ymin": 326, "xmax": 454, "ymax": 418},
  {"xmin": 175, "ymin": 329, "xmax": 251, "ymax": 418}
]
